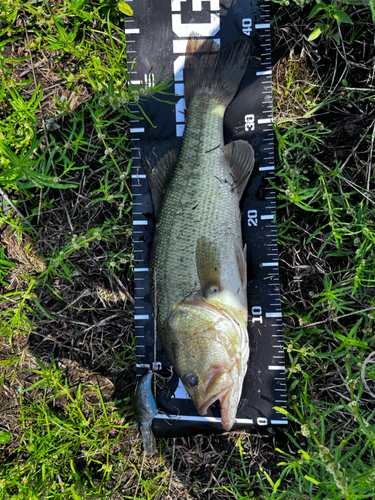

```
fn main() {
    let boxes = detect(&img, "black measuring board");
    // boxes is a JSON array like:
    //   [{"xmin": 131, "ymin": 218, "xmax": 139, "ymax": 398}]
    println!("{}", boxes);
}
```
[{"xmin": 126, "ymin": 0, "xmax": 288, "ymax": 436}]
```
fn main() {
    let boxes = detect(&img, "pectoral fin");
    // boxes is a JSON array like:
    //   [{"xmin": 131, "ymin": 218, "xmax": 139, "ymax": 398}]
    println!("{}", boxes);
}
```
[
  {"xmin": 196, "ymin": 236, "xmax": 221, "ymax": 297},
  {"xmin": 143, "ymin": 148, "xmax": 177, "ymax": 218},
  {"xmin": 236, "ymin": 243, "xmax": 247, "ymax": 290},
  {"xmin": 224, "ymin": 140, "xmax": 255, "ymax": 198}
]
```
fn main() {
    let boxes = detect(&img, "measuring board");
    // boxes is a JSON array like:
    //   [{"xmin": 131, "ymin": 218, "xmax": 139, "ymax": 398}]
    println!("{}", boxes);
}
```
[{"xmin": 127, "ymin": 0, "xmax": 287, "ymax": 436}]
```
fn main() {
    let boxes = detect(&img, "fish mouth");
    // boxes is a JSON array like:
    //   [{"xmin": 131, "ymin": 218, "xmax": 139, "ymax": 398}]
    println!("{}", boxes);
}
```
[
  {"xmin": 219, "ymin": 387, "xmax": 238, "ymax": 431},
  {"xmin": 198, "ymin": 387, "xmax": 230, "ymax": 416},
  {"xmin": 197, "ymin": 387, "xmax": 236, "ymax": 431},
  {"xmin": 196, "ymin": 367, "xmax": 237, "ymax": 430}
]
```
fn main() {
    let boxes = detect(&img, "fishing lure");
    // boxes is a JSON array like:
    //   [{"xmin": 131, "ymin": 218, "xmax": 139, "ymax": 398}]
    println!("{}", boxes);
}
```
[{"xmin": 133, "ymin": 370, "xmax": 157, "ymax": 454}]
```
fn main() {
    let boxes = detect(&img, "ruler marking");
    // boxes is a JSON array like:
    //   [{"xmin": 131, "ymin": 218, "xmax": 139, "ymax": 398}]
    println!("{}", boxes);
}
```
[
  {"xmin": 258, "ymin": 118, "xmax": 273, "ymax": 124},
  {"xmin": 154, "ymin": 414, "xmax": 254, "ymax": 424}
]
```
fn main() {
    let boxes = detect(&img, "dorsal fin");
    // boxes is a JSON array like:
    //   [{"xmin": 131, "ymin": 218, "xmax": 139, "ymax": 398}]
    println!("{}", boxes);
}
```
[
  {"xmin": 142, "ymin": 148, "xmax": 177, "ymax": 218},
  {"xmin": 224, "ymin": 140, "xmax": 255, "ymax": 198},
  {"xmin": 196, "ymin": 236, "xmax": 221, "ymax": 298}
]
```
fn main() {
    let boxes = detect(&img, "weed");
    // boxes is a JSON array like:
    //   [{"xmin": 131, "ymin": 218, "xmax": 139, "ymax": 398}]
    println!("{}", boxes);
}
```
[
  {"xmin": 0, "ymin": 0, "xmax": 179, "ymax": 495},
  {"xmin": 1, "ymin": 355, "xmax": 132, "ymax": 499},
  {"xmin": 308, "ymin": 0, "xmax": 355, "ymax": 43}
]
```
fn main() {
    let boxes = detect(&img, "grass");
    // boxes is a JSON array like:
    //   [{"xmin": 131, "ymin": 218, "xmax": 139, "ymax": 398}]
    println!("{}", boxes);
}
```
[{"xmin": 0, "ymin": 0, "xmax": 375, "ymax": 499}]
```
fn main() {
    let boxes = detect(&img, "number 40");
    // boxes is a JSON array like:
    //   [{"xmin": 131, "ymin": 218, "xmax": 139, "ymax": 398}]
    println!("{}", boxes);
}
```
[{"xmin": 242, "ymin": 18, "xmax": 252, "ymax": 36}]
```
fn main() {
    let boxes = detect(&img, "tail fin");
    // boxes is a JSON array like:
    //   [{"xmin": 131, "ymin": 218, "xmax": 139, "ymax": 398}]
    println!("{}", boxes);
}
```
[
  {"xmin": 140, "ymin": 423, "xmax": 156, "ymax": 455},
  {"xmin": 184, "ymin": 37, "xmax": 251, "ymax": 108}
]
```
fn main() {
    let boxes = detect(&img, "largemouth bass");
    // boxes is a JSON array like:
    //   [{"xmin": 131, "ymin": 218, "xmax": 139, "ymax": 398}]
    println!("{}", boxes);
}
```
[{"xmin": 144, "ymin": 37, "xmax": 254, "ymax": 431}]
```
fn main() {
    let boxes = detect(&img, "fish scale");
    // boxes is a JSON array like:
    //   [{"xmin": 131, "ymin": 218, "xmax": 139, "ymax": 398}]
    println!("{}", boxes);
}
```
[{"xmin": 153, "ymin": 95, "xmax": 244, "ymax": 331}]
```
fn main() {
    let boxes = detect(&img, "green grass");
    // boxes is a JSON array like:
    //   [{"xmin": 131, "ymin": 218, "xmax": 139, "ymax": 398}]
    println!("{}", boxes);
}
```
[
  {"xmin": 269, "ymin": 2, "xmax": 375, "ymax": 496},
  {"xmin": 0, "ymin": 0, "xmax": 169, "ymax": 339},
  {"xmin": 0, "ymin": 1, "xmax": 170, "ymax": 498},
  {"xmin": 0, "ymin": 0, "xmax": 375, "ymax": 499},
  {"xmin": 4, "ymin": 355, "xmax": 133, "ymax": 499},
  {"xmin": 270, "ymin": 114, "xmax": 375, "ymax": 496}
]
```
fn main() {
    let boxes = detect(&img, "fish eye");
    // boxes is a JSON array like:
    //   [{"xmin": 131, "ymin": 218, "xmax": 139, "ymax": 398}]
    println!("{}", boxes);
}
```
[{"xmin": 183, "ymin": 372, "xmax": 199, "ymax": 388}]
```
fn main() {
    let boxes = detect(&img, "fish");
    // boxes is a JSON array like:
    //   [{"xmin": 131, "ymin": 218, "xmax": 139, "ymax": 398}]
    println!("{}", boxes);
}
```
[
  {"xmin": 143, "ymin": 37, "xmax": 254, "ymax": 431},
  {"xmin": 133, "ymin": 371, "xmax": 157, "ymax": 454}
]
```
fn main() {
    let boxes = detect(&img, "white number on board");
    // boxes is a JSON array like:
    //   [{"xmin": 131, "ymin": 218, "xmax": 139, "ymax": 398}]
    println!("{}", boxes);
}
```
[
  {"xmin": 245, "ymin": 114, "xmax": 255, "ymax": 132},
  {"xmin": 242, "ymin": 18, "xmax": 252, "ymax": 36},
  {"xmin": 247, "ymin": 209, "xmax": 257, "ymax": 227}
]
